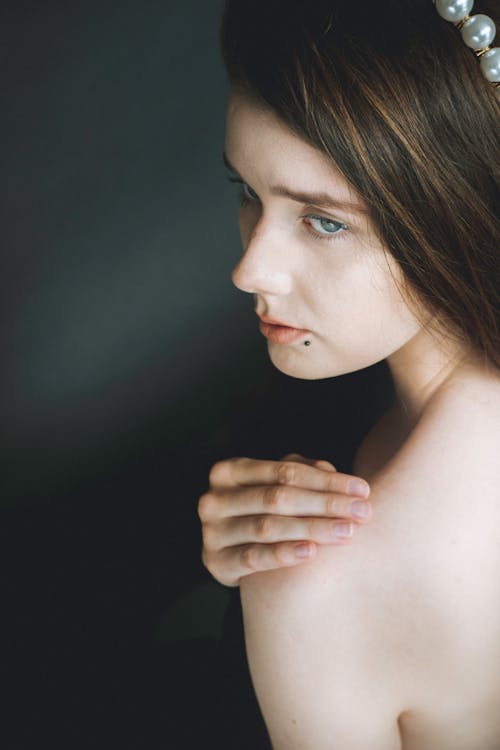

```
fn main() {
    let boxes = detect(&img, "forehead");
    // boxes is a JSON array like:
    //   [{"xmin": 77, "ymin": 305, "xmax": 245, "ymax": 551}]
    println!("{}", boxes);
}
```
[{"xmin": 225, "ymin": 89, "xmax": 350, "ymax": 192}]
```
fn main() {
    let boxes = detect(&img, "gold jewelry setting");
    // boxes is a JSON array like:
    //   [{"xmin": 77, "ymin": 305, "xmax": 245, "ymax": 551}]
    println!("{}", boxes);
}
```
[{"xmin": 434, "ymin": 0, "xmax": 500, "ymax": 100}]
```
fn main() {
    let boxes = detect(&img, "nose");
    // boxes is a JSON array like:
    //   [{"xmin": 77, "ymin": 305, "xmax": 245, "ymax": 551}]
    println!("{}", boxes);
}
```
[{"xmin": 231, "ymin": 220, "xmax": 292, "ymax": 296}]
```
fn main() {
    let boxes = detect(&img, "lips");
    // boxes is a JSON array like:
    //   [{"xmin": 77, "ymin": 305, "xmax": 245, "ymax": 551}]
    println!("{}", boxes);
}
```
[
  {"xmin": 256, "ymin": 311, "xmax": 311, "ymax": 345},
  {"xmin": 258, "ymin": 320, "xmax": 310, "ymax": 344},
  {"xmin": 257, "ymin": 314, "xmax": 297, "ymax": 328}
]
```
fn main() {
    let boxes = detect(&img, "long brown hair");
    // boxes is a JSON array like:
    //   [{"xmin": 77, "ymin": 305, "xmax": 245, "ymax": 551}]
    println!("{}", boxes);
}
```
[{"xmin": 220, "ymin": 0, "xmax": 500, "ymax": 368}]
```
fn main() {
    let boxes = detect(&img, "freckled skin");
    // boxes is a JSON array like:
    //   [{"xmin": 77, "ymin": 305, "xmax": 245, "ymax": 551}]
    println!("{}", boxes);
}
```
[
  {"xmin": 225, "ymin": 87, "xmax": 477, "ymax": 427},
  {"xmin": 223, "ymin": 88, "xmax": 500, "ymax": 750}
]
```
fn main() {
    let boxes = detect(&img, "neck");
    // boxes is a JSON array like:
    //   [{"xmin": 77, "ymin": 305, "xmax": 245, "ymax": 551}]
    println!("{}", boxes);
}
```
[{"xmin": 385, "ymin": 326, "xmax": 479, "ymax": 431}]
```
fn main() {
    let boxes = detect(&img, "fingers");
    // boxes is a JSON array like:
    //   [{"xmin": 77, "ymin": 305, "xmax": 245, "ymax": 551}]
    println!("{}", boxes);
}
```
[
  {"xmin": 206, "ymin": 512, "xmax": 358, "ymax": 550},
  {"xmin": 199, "ymin": 482, "xmax": 372, "ymax": 524},
  {"xmin": 201, "ymin": 454, "xmax": 371, "ymax": 587},
  {"xmin": 281, "ymin": 453, "xmax": 337, "ymax": 472},
  {"xmin": 205, "ymin": 540, "xmax": 321, "ymax": 587},
  {"xmin": 280, "ymin": 452, "xmax": 310, "ymax": 462},
  {"xmin": 208, "ymin": 456, "xmax": 369, "ymax": 498},
  {"xmin": 273, "ymin": 452, "xmax": 340, "ymax": 474},
  {"xmin": 314, "ymin": 459, "xmax": 338, "ymax": 471}
]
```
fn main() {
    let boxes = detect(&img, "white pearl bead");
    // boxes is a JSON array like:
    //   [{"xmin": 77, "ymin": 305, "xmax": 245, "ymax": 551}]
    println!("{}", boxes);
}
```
[
  {"xmin": 461, "ymin": 14, "xmax": 496, "ymax": 49},
  {"xmin": 480, "ymin": 47, "xmax": 500, "ymax": 82},
  {"xmin": 435, "ymin": 0, "xmax": 474, "ymax": 23}
]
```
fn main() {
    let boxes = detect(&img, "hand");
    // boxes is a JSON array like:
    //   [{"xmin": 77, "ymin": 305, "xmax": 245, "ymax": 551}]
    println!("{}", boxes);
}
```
[{"xmin": 198, "ymin": 453, "xmax": 372, "ymax": 587}]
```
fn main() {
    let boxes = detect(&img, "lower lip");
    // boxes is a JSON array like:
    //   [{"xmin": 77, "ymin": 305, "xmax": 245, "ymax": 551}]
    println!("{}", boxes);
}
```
[{"xmin": 258, "ymin": 321, "xmax": 310, "ymax": 344}]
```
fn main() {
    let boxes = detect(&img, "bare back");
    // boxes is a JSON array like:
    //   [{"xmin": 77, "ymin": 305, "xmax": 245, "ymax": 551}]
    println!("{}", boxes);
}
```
[{"xmin": 239, "ymin": 367, "xmax": 500, "ymax": 750}]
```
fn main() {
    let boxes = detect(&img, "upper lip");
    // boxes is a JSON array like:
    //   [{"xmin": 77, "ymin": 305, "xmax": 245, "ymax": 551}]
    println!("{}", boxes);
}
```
[{"xmin": 257, "ymin": 313, "xmax": 302, "ymax": 329}]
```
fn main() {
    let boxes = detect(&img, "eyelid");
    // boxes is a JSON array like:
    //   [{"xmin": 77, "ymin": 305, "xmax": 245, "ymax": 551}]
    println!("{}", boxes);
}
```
[
  {"xmin": 229, "ymin": 176, "xmax": 259, "ymax": 201},
  {"xmin": 225, "ymin": 174, "xmax": 339, "ymax": 217},
  {"xmin": 225, "ymin": 173, "xmax": 350, "ymax": 239}
]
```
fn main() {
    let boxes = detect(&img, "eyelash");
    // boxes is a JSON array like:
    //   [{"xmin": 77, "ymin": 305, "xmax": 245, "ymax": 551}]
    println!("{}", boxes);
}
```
[{"xmin": 225, "ymin": 175, "xmax": 349, "ymax": 244}]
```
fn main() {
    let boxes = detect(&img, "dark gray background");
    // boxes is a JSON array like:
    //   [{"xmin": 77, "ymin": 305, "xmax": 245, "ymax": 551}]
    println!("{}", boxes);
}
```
[
  {"xmin": 2, "ymin": 0, "xmax": 243, "ymax": 504},
  {"xmin": 1, "ymin": 2, "xmax": 393, "ymax": 746}
]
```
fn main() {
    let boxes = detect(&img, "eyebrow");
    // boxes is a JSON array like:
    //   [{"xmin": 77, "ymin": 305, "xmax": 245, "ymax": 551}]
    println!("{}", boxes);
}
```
[{"xmin": 222, "ymin": 151, "xmax": 369, "ymax": 216}]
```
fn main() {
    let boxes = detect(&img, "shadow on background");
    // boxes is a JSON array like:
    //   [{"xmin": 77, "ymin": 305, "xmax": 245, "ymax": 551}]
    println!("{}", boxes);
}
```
[{"xmin": 0, "ymin": 2, "xmax": 395, "ymax": 747}]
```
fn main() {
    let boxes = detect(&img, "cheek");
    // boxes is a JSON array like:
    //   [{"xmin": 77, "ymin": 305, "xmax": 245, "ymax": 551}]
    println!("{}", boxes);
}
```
[
  {"xmin": 307, "ymin": 253, "xmax": 378, "ymax": 314},
  {"xmin": 313, "ymin": 256, "xmax": 419, "ymax": 340}
]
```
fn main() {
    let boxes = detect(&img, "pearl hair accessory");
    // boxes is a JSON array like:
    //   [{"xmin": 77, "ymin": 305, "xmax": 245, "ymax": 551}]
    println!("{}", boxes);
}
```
[{"xmin": 433, "ymin": 0, "xmax": 500, "ymax": 101}]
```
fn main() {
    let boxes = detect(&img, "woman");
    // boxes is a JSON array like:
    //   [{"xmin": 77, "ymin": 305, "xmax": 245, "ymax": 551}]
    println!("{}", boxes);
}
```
[{"xmin": 198, "ymin": 1, "xmax": 500, "ymax": 747}]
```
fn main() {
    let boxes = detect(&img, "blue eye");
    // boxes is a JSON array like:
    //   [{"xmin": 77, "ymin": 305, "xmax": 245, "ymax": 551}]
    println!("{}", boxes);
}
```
[
  {"xmin": 225, "ymin": 174, "xmax": 349, "ymax": 244},
  {"xmin": 303, "ymin": 215, "xmax": 348, "ymax": 240}
]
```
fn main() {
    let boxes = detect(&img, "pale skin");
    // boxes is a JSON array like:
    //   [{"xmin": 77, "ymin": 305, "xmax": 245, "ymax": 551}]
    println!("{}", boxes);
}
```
[{"xmin": 198, "ymin": 87, "xmax": 500, "ymax": 748}]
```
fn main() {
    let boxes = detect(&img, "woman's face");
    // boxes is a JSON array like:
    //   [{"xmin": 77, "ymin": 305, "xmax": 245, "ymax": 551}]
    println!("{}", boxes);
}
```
[{"xmin": 224, "ymin": 88, "xmax": 426, "ymax": 380}]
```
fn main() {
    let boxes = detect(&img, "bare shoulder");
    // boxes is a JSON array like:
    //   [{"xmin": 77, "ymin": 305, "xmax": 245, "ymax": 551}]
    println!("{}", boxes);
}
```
[
  {"xmin": 239, "ymin": 365, "xmax": 500, "ymax": 747},
  {"xmin": 349, "ymin": 364, "xmax": 500, "ymax": 709},
  {"xmin": 362, "ymin": 360, "xmax": 500, "ymax": 509},
  {"xmin": 423, "ymin": 358, "xmax": 500, "ymax": 445},
  {"xmin": 361, "ymin": 363, "xmax": 500, "ymax": 604},
  {"xmin": 370, "ymin": 366, "xmax": 500, "ymax": 728}
]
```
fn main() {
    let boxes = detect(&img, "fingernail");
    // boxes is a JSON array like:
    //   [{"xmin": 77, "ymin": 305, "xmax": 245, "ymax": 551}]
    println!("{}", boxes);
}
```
[
  {"xmin": 350, "ymin": 500, "xmax": 371, "ymax": 519},
  {"xmin": 334, "ymin": 522, "xmax": 353, "ymax": 539},
  {"xmin": 347, "ymin": 478, "xmax": 370, "ymax": 498}
]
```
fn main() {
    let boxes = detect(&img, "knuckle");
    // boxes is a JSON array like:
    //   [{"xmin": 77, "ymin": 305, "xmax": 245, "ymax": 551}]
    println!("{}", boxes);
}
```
[
  {"xmin": 263, "ymin": 484, "xmax": 286, "ymax": 510},
  {"xmin": 327, "ymin": 471, "xmax": 348, "ymax": 494},
  {"xmin": 325, "ymin": 494, "xmax": 340, "ymax": 516},
  {"xmin": 201, "ymin": 547, "xmax": 235, "ymax": 586},
  {"xmin": 241, "ymin": 544, "xmax": 258, "ymax": 571},
  {"xmin": 208, "ymin": 460, "xmax": 227, "ymax": 484},
  {"xmin": 255, "ymin": 515, "xmax": 273, "ymax": 540},
  {"xmin": 209, "ymin": 457, "xmax": 246, "ymax": 486},
  {"xmin": 201, "ymin": 522, "xmax": 218, "ymax": 550},
  {"xmin": 305, "ymin": 517, "xmax": 316, "ymax": 539},
  {"xmin": 273, "ymin": 542, "xmax": 295, "ymax": 568},
  {"xmin": 326, "ymin": 471, "xmax": 339, "ymax": 492},
  {"xmin": 274, "ymin": 543, "xmax": 293, "ymax": 566},
  {"xmin": 197, "ymin": 492, "xmax": 216, "ymax": 521},
  {"xmin": 277, "ymin": 461, "xmax": 296, "ymax": 486}
]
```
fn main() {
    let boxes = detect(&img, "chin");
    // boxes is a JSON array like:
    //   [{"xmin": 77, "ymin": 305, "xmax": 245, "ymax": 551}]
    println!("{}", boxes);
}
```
[
  {"xmin": 267, "ymin": 347, "xmax": 345, "ymax": 380},
  {"xmin": 268, "ymin": 345, "xmax": 385, "ymax": 380}
]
